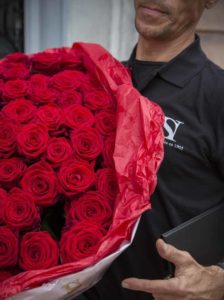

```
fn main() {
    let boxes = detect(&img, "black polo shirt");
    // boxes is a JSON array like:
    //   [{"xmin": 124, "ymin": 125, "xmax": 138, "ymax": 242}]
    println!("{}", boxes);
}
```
[{"xmin": 84, "ymin": 36, "xmax": 224, "ymax": 300}]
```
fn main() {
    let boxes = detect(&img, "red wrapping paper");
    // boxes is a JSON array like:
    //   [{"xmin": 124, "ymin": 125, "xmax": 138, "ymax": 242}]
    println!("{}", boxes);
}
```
[{"xmin": 0, "ymin": 42, "xmax": 164, "ymax": 299}]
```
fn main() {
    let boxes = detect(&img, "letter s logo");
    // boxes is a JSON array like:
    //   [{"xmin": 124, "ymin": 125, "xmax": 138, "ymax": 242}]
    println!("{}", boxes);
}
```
[{"xmin": 164, "ymin": 117, "xmax": 184, "ymax": 142}]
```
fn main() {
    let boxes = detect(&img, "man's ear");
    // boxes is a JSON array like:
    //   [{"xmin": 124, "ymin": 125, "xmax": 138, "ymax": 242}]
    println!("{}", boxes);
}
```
[{"xmin": 205, "ymin": 0, "xmax": 219, "ymax": 9}]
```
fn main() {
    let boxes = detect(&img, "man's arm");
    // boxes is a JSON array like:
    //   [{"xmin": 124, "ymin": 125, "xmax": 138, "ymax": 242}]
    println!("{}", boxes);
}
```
[{"xmin": 122, "ymin": 239, "xmax": 224, "ymax": 300}]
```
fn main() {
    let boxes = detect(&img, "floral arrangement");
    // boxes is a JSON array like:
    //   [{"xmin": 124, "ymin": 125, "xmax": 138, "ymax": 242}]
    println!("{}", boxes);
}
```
[{"xmin": 0, "ymin": 43, "xmax": 164, "ymax": 299}]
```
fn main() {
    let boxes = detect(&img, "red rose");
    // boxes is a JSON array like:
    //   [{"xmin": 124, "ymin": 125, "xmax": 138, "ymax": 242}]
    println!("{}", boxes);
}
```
[
  {"xmin": 5, "ymin": 52, "xmax": 29, "ymax": 64},
  {"xmin": 36, "ymin": 104, "xmax": 63, "ymax": 133},
  {"xmin": 66, "ymin": 191, "xmax": 112, "ymax": 227},
  {"xmin": 0, "ymin": 227, "xmax": 18, "ymax": 268},
  {"xmin": 0, "ymin": 63, "xmax": 30, "ymax": 80},
  {"xmin": 84, "ymin": 90, "xmax": 113, "ymax": 111},
  {"xmin": 2, "ymin": 79, "xmax": 30, "ymax": 101},
  {"xmin": 95, "ymin": 111, "xmax": 116, "ymax": 136},
  {"xmin": 0, "ymin": 157, "xmax": 26, "ymax": 189},
  {"xmin": 30, "ymin": 74, "xmax": 50, "ymax": 89},
  {"xmin": 19, "ymin": 231, "xmax": 59, "ymax": 271},
  {"xmin": 30, "ymin": 74, "xmax": 58, "ymax": 105},
  {"xmin": 96, "ymin": 168, "xmax": 119, "ymax": 205},
  {"xmin": 3, "ymin": 188, "xmax": 40, "ymax": 231},
  {"xmin": 21, "ymin": 161, "xmax": 58, "ymax": 206},
  {"xmin": 0, "ymin": 117, "xmax": 17, "ymax": 158},
  {"xmin": 31, "ymin": 52, "xmax": 61, "ymax": 74},
  {"xmin": 57, "ymin": 90, "xmax": 82, "ymax": 107},
  {"xmin": 58, "ymin": 160, "xmax": 95, "ymax": 197},
  {"xmin": 102, "ymin": 135, "xmax": 115, "ymax": 168},
  {"xmin": 50, "ymin": 70, "xmax": 83, "ymax": 92},
  {"xmin": 46, "ymin": 137, "xmax": 73, "ymax": 167},
  {"xmin": 0, "ymin": 188, "xmax": 7, "ymax": 225},
  {"xmin": 79, "ymin": 76, "xmax": 101, "ymax": 94},
  {"xmin": 17, "ymin": 123, "xmax": 49, "ymax": 160},
  {"xmin": 2, "ymin": 98, "xmax": 37, "ymax": 124},
  {"xmin": 71, "ymin": 128, "xmax": 103, "ymax": 160},
  {"xmin": 60, "ymin": 222, "xmax": 105, "ymax": 263},
  {"xmin": 60, "ymin": 52, "xmax": 82, "ymax": 69},
  {"xmin": 32, "ymin": 87, "xmax": 58, "ymax": 105},
  {"xmin": 31, "ymin": 89, "xmax": 58, "ymax": 107},
  {"xmin": 63, "ymin": 104, "xmax": 95, "ymax": 129}
]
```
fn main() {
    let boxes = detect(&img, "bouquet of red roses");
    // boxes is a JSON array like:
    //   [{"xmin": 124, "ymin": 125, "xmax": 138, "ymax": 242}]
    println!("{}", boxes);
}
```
[{"xmin": 0, "ymin": 42, "xmax": 164, "ymax": 299}]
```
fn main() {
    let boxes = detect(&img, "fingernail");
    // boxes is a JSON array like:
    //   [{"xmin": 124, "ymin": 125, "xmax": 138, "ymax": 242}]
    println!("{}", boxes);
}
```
[{"xmin": 121, "ymin": 281, "xmax": 129, "ymax": 288}]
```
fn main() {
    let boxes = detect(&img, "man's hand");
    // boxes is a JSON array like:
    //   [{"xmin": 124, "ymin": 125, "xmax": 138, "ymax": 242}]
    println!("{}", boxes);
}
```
[{"xmin": 121, "ymin": 239, "xmax": 224, "ymax": 300}]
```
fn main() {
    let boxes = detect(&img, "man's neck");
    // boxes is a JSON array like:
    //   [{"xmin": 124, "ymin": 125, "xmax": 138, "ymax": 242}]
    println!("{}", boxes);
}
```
[{"xmin": 136, "ymin": 32, "xmax": 195, "ymax": 62}]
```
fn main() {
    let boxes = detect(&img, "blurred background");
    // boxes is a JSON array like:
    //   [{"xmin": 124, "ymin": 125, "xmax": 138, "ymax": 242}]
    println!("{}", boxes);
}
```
[{"xmin": 0, "ymin": 0, "xmax": 224, "ymax": 67}]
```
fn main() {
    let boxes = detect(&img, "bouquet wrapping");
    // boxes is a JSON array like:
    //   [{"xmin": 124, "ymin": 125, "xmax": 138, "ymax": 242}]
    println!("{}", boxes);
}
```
[{"xmin": 0, "ymin": 42, "xmax": 164, "ymax": 299}]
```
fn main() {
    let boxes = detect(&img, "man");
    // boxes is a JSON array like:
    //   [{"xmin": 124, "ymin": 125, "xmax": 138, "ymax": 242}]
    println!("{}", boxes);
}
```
[{"xmin": 83, "ymin": 0, "xmax": 224, "ymax": 299}]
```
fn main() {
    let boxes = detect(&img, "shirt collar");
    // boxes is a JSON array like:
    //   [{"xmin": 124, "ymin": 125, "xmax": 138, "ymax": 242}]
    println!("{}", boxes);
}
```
[{"xmin": 127, "ymin": 35, "xmax": 208, "ymax": 88}]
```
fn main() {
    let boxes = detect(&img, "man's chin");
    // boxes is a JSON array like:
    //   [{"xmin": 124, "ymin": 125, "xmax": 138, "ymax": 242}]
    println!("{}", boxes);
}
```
[{"xmin": 136, "ymin": 25, "xmax": 171, "ymax": 40}]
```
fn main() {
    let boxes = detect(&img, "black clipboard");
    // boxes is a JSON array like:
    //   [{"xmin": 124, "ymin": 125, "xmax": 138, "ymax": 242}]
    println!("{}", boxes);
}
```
[{"xmin": 161, "ymin": 202, "xmax": 224, "ymax": 276}]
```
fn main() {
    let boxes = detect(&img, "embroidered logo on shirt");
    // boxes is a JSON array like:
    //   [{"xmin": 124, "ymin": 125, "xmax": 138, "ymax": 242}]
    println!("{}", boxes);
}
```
[{"xmin": 164, "ymin": 116, "xmax": 184, "ymax": 151}]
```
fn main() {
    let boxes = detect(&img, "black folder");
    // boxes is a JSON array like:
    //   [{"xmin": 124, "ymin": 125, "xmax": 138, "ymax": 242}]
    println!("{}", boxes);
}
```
[{"xmin": 161, "ymin": 202, "xmax": 224, "ymax": 275}]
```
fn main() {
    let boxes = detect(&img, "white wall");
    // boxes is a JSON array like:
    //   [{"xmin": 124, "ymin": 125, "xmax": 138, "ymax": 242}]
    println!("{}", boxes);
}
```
[{"xmin": 24, "ymin": 0, "xmax": 138, "ymax": 61}]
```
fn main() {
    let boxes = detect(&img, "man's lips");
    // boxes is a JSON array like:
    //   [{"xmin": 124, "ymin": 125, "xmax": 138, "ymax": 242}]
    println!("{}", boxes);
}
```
[{"xmin": 140, "ymin": 5, "xmax": 167, "ymax": 16}]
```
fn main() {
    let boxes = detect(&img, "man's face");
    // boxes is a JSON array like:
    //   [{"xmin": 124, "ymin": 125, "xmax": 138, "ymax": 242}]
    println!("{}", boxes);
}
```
[{"xmin": 134, "ymin": 0, "xmax": 208, "ymax": 40}]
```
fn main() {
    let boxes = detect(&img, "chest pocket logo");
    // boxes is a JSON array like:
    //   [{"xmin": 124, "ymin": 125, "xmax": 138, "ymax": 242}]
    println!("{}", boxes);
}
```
[{"xmin": 164, "ymin": 117, "xmax": 184, "ymax": 142}]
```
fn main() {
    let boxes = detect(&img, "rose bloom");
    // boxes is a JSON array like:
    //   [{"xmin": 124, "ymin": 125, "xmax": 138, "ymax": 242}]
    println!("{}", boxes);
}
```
[
  {"xmin": 84, "ymin": 90, "xmax": 113, "ymax": 111},
  {"xmin": 2, "ymin": 98, "xmax": 37, "ymax": 124},
  {"xmin": 0, "ymin": 62, "xmax": 30, "ymax": 80},
  {"xmin": 50, "ymin": 70, "xmax": 83, "ymax": 92},
  {"xmin": 2, "ymin": 79, "xmax": 30, "ymax": 101},
  {"xmin": 4, "ymin": 52, "xmax": 29, "ymax": 64},
  {"xmin": 0, "ymin": 117, "xmax": 17, "ymax": 158},
  {"xmin": 71, "ymin": 128, "xmax": 103, "ymax": 161},
  {"xmin": 0, "ymin": 188, "xmax": 7, "ymax": 225},
  {"xmin": 21, "ymin": 161, "xmax": 58, "ymax": 206},
  {"xmin": 95, "ymin": 111, "xmax": 116, "ymax": 136},
  {"xmin": 31, "ymin": 52, "xmax": 61, "ymax": 74},
  {"xmin": 58, "ymin": 160, "xmax": 95, "ymax": 197},
  {"xmin": 60, "ymin": 221, "xmax": 106, "ymax": 263},
  {"xmin": 46, "ymin": 137, "xmax": 73, "ymax": 167},
  {"xmin": 31, "ymin": 85, "xmax": 58, "ymax": 105},
  {"xmin": 102, "ymin": 134, "xmax": 115, "ymax": 168},
  {"xmin": 57, "ymin": 90, "xmax": 82, "ymax": 107},
  {"xmin": 0, "ymin": 227, "xmax": 18, "ymax": 268},
  {"xmin": 17, "ymin": 123, "xmax": 49, "ymax": 160},
  {"xmin": 79, "ymin": 75, "xmax": 102, "ymax": 94},
  {"xmin": 96, "ymin": 168, "xmax": 119, "ymax": 205},
  {"xmin": 66, "ymin": 191, "xmax": 113, "ymax": 227},
  {"xmin": 19, "ymin": 231, "xmax": 59, "ymax": 271},
  {"xmin": 63, "ymin": 104, "xmax": 95, "ymax": 129},
  {"xmin": 0, "ymin": 157, "xmax": 26, "ymax": 189},
  {"xmin": 3, "ymin": 188, "xmax": 40, "ymax": 231},
  {"xmin": 30, "ymin": 73, "xmax": 50, "ymax": 89},
  {"xmin": 60, "ymin": 52, "xmax": 82, "ymax": 69},
  {"xmin": 36, "ymin": 104, "xmax": 63, "ymax": 133}
]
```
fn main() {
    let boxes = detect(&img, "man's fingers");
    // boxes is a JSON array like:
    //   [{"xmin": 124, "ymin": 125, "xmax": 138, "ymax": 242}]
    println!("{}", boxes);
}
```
[
  {"xmin": 156, "ymin": 239, "xmax": 196, "ymax": 268},
  {"xmin": 121, "ymin": 241, "xmax": 199, "ymax": 295},
  {"xmin": 121, "ymin": 277, "xmax": 179, "ymax": 294}
]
